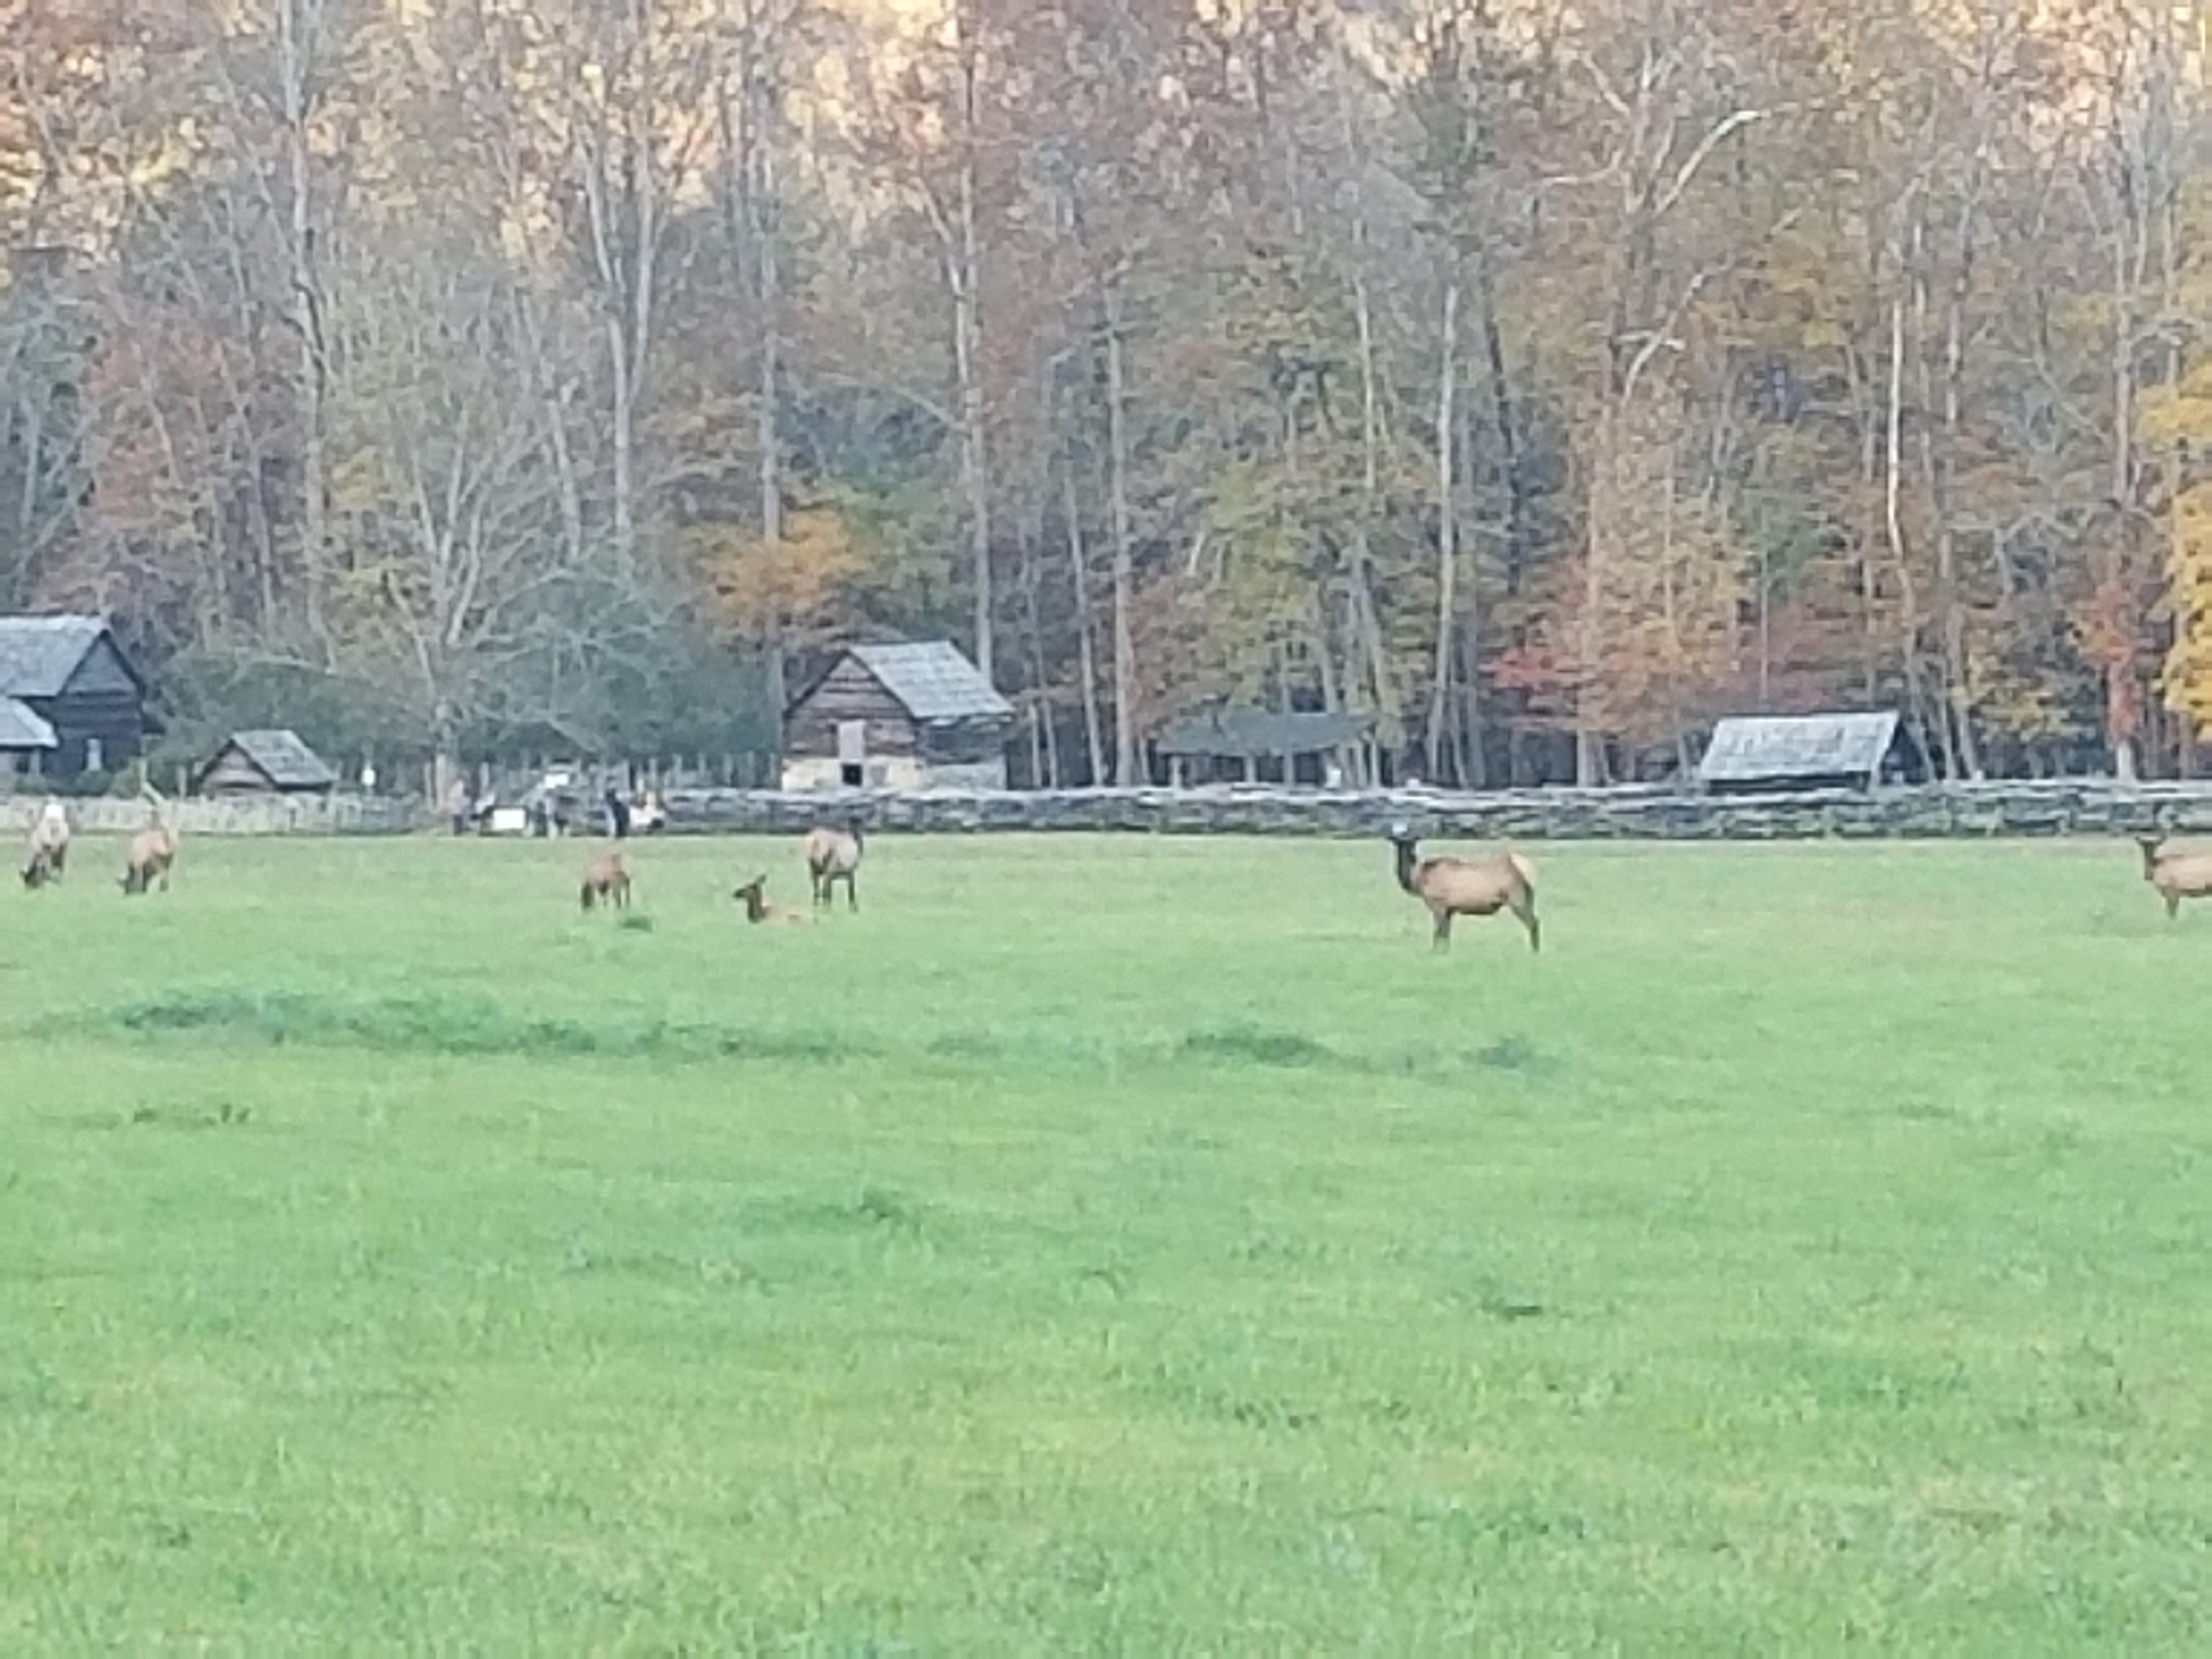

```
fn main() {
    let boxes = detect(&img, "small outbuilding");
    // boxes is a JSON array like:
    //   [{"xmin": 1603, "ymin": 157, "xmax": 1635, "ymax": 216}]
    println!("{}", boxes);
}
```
[
  {"xmin": 195, "ymin": 729, "xmax": 340, "ymax": 797},
  {"xmin": 1697, "ymin": 711, "xmax": 1903, "ymax": 794},
  {"xmin": 1155, "ymin": 708, "xmax": 1374, "ymax": 787},
  {"xmin": 0, "ymin": 614, "xmax": 149, "ymax": 778},
  {"xmin": 782, "ymin": 640, "xmax": 1014, "ymax": 791},
  {"xmin": 0, "ymin": 696, "xmax": 58, "ymax": 781}
]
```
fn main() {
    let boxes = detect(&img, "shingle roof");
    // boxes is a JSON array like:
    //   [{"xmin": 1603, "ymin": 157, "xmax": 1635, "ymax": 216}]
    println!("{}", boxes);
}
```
[
  {"xmin": 1698, "ymin": 712, "xmax": 1901, "ymax": 785},
  {"xmin": 0, "ymin": 615, "xmax": 109, "ymax": 699},
  {"xmin": 1156, "ymin": 708, "xmax": 1373, "ymax": 758},
  {"xmin": 849, "ymin": 641, "xmax": 1013, "ymax": 723},
  {"xmin": 0, "ymin": 696, "xmax": 58, "ymax": 750},
  {"xmin": 223, "ymin": 729, "xmax": 339, "ymax": 788}
]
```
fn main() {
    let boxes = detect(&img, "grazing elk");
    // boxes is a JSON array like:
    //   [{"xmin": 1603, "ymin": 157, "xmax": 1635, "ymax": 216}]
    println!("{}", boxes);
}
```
[
  {"xmin": 2137, "ymin": 835, "xmax": 2212, "ymax": 921},
  {"xmin": 1388, "ymin": 823, "xmax": 1540, "ymax": 953},
  {"xmin": 803, "ymin": 818, "xmax": 865, "ymax": 911},
  {"xmin": 732, "ymin": 873, "xmax": 811, "ymax": 924},
  {"xmin": 579, "ymin": 850, "xmax": 631, "ymax": 912},
  {"xmin": 120, "ymin": 812, "xmax": 179, "ymax": 896},
  {"xmin": 23, "ymin": 798, "xmax": 70, "ymax": 885}
]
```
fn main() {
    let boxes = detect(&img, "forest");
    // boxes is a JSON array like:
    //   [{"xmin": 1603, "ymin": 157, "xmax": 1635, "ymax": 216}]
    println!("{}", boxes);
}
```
[{"xmin": 4, "ymin": 0, "xmax": 2212, "ymax": 786}]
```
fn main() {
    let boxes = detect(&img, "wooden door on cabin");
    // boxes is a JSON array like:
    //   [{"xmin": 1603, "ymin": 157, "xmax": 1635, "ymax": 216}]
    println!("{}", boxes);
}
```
[{"xmin": 837, "ymin": 720, "xmax": 866, "ymax": 787}]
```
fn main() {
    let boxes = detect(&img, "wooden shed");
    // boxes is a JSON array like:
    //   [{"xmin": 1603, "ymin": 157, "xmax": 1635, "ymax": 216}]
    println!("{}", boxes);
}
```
[
  {"xmin": 0, "ymin": 695, "xmax": 57, "ymax": 782},
  {"xmin": 782, "ymin": 641, "xmax": 1014, "ymax": 791},
  {"xmin": 1697, "ymin": 712, "xmax": 1903, "ymax": 794},
  {"xmin": 0, "ymin": 614, "xmax": 149, "ymax": 778},
  {"xmin": 1155, "ymin": 708, "xmax": 1374, "ymax": 786},
  {"xmin": 195, "ymin": 729, "xmax": 340, "ymax": 796}
]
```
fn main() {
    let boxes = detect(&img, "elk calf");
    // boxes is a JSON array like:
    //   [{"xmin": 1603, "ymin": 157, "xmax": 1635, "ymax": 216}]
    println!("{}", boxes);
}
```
[
  {"xmin": 579, "ymin": 850, "xmax": 631, "ymax": 912},
  {"xmin": 1389, "ymin": 824, "xmax": 1539, "ymax": 952},
  {"xmin": 732, "ymin": 874, "xmax": 811, "ymax": 924},
  {"xmin": 2137, "ymin": 835, "xmax": 2212, "ymax": 920},
  {"xmin": 803, "ymin": 819, "xmax": 865, "ymax": 911}
]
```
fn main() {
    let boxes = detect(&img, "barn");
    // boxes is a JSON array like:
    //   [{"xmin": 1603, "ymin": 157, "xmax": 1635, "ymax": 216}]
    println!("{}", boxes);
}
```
[
  {"xmin": 1155, "ymin": 708, "xmax": 1373, "ymax": 786},
  {"xmin": 0, "ymin": 614, "xmax": 150, "ymax": 779},
  {"xmin": 782, "ymin": 641, "xmax": 1013, "ymax": 792},
  {"xmin": 1697, "ymin": 712, "xmax": 1904, "ymax": 794},
  {"xmin": 195, "ymin": 729, "xmax": 340, "ymax": 797}
]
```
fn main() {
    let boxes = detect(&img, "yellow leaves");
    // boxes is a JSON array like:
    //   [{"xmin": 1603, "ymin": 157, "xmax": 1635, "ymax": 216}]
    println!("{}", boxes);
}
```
[
  {"xmin": 2163, "ymin": 479, "xmax": 2212, "ymax": 737},
  {"xmin": 686, "ymin": 505, "xmax": 864, "ymax": 645}
]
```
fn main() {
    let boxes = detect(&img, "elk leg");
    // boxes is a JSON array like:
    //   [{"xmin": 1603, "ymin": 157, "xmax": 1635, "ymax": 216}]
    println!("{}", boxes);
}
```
[
  {"xmin": 1510, "ymin": 892, "xmax": 1541, "ymax": 953},
  {"xmin": 846, "ymin": 873, "xmax": 858, "ymax": 912},
  {"xmin": 1430, "ymin": 907, "xmax": 1452, "ymax": 951},
  {"xmin": 2167, "ymin": 892, "xmax": 2181, "ymax": 921}
]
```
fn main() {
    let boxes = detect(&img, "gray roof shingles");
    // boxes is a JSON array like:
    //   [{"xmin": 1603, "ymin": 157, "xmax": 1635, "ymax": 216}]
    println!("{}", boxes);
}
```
[
  {"xmin": 0, "ymin": 615, "xmax": 109, "ymax": 699},
  {"xmin": 0, "ymin": 696, "xmax": 58, "ymax": 750},
  {"xmin": 849, "ymin": 641, "xmax": 1013, "ymax": 723},
  {"xmin": 1697, "ymin": 712, "xmax": 1901, "ymax": 784},
  {"xmin": 225, "ymin": 729, "xmax": 340, "ymax": 789}
]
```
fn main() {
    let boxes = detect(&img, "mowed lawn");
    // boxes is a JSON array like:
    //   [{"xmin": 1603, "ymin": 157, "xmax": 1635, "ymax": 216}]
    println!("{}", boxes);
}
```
[{"xmin": 2, "ymin": 832, "xmax": 2209, "ymax": 1652}]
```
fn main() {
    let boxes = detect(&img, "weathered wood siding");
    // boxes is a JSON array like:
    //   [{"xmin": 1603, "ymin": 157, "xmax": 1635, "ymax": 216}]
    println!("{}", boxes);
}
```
[
  {"xmin": 32, "ymin": 635, "xmax": 147, "ymax": 776},
  {"xmin": 199, "ymin": 747, "xmax": 277, "ymax": 794},
  {"xmin": 785, "ymin": 658, "xmax": 921, "ymax": 758}
]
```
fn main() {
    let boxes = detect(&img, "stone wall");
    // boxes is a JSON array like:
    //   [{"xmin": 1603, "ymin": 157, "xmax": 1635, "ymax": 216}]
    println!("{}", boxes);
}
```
[
  {"xmin": 10, "ymin": 780, "xmax": 2212, "ymax": 840},
  {"xmin": 0, "ymin": 792, "xmax": 417, "ymax": 838},
  {"xmin": 659, "ymin": 781, "xmax": 2212, "ymax": 842}
]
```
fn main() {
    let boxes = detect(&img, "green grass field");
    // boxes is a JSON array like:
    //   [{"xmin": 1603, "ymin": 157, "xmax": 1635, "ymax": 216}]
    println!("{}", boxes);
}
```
[{"xmin": 2, "ymin": 832, "xmax": 2209, "ymax": 1652}]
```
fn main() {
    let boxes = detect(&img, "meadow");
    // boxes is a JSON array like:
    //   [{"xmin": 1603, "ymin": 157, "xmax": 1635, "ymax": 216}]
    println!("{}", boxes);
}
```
[{"xmin": 2, "ymin": 830, "xmax": 2208, "ymax": 1653}]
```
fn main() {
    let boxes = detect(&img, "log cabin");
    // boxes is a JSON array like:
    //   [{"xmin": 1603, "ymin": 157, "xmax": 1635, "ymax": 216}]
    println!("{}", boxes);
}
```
[
  {"xmin": 0, "ymin": 616, "xmax": 149, "ymax": 780},
  {"xmin": 782, "ymin": 641, "xmax": 1013, "ymax": 792}
]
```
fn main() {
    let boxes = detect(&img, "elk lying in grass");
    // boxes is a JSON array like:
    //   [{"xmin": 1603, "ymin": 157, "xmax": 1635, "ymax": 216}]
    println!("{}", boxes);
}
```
[
  {"xmin": 23, "ymin": 798, "xmax": 69, "ymax": 885},
  {"xmin": 120, "ymin": 816, "xmax": 179, "ymax": 896},
  {"xmin": 732, "ymin": 873, "xmax": 811, "ymax": 924},
  {"xmin": 2137, "ymin": 835, "xmax": 2212, "ymax": 920},
  {"xmin": 803, "ymin": 818, "xmax": 865, "ymax": 911},
  {"xmin": 579, "ymin": 850, "xmax": 631, "ymax": 912},
  {"xmin": 1388, "ymin": 823, "xmax": 1539, "ymax": 952}
]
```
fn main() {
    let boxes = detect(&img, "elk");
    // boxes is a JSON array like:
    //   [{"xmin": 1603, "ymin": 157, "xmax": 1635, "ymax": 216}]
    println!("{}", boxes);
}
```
[
  {"xmin": 732, "ymin": 873, "xmax": 811, "ymax": 924},
  {"xmin": 803, "ymin": 817, "xmax": 865, "ymax": 911},
  {"xmin": 579, "ymin": 850, "xmax": 631, "ymax": 912},
  {"xmin": 1388, "ymin": 823, "xmax": 1539, "ymax": 952},
  {"xmin": 2136, "ymin": 835, "xmax": 2212, "ymax": 921},
  {"xmin": 120, "ymin": 814, "xmax": 179, "ymax": 896},
  {"xmin": 23, "ymin": 798, "xmax": 69, "ymax": 884}
]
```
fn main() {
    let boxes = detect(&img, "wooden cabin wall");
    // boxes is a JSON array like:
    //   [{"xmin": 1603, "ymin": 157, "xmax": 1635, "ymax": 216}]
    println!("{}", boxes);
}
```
[{"xmin": 785, "ymin": 659, "xmax": 921, "ymax": 757}]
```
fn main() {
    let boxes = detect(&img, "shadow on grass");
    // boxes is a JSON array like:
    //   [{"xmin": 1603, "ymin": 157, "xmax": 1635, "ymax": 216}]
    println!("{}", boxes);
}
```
[{"xmin": 52, "ymin": 988, "xmax": 1560, "ymax": 1086}]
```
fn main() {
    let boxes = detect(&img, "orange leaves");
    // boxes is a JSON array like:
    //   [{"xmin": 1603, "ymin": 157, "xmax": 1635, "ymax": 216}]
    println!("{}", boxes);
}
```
[{"xmin": 687, "ymin": 504, "xmax": 864, "ymax": 647}]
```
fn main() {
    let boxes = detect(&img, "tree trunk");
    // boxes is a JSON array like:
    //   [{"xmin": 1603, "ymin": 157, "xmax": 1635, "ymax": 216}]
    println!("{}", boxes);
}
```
[
  {"xmin": 1426, "ymin": 280, "xmax": 1460, "ymax": 784},
  {"xmin": 1063, "ymin": 459, "xmax": 1105, "ymax": 788},
  {"xmin": 1105, "ymin": 284, "xmax": 1140, "ymax": 785},
  {"xmin": 278, "ymin": 0, "xmax": 326, "ymax": 639}
]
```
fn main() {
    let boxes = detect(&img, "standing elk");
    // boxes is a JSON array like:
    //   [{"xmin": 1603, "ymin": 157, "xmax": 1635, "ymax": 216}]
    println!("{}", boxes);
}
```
[
  {"xmin": 803, "ymin": 818, "xmax": 865, "ymax": 911},
  {"xmin": 120, "ymin": 808, "xmax": 179, "ymax": 896},
  {"xmin": 22, "ymin": 798, "xmax": 69, "ymax": 886},
  {"xmin": 732, "ymin": 873, "xmax": 811, "ymax": 924},
  {"xmin": 1388, "ymin": 823, "xmax": 1540, "ymax": 953},
  {"xmin": 579, "ymin": 850, "xmax": 631, "ymax": 912},
  {"xmin": 2137, "ymin": 835, "xmax": 2212, "ymax": 920}
]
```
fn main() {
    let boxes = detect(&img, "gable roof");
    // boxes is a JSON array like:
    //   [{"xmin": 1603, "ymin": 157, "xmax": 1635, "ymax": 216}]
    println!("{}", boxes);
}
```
[
  {"xmin": 0, "ymin": 696, "xmax": 58, "ymax": 750},
  {"xmin": 0, "ymin": 615, "xmax": 125, "ymax": 699},
  {"xmin": 1698, "ymin": 712, "xmax": 1901, "ymax": 785},
  {"xmin": 1156, "ymin": 708, "xmax": 1373, "ymax": 758},
  {"xmin": 847, "ymin": 641, "xmax": 1012, "ymax": 723},
  {"xmin": 215, "ymin": 729, "xmax": 339, "ymax": 789}
]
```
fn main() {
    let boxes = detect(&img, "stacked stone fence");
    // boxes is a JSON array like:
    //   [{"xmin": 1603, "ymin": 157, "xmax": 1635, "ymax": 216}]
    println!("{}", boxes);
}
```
[
  {"xmin": 0, "ymin": 792, "xmax": 419, "ymax": 838},
  {"xmin": 8, "ymin": 781, "xmax": 2212, "ymax": 840},
  {"xmin": 659, "ymin": 780, "xmax": 2212, "ymax": 842}
]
